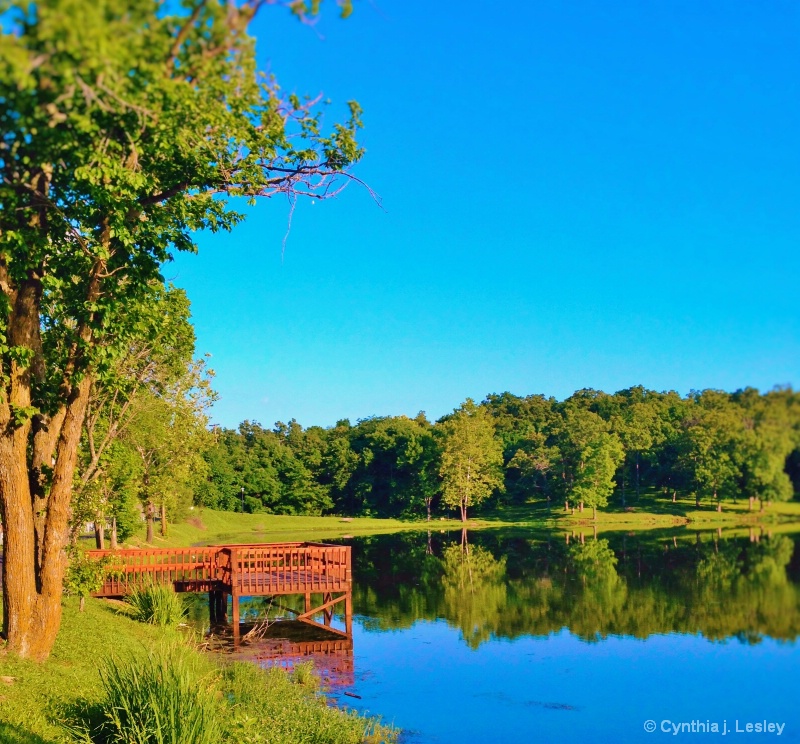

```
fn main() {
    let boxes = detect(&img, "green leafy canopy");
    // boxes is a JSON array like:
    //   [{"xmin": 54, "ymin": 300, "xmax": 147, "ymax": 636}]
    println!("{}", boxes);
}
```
[{"xmin": 0, "ymin": 0, "xmax": 365, "ymax": 400}]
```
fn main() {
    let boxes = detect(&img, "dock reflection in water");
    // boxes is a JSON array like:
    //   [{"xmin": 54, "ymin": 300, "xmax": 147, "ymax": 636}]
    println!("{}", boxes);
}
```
[{"xmin": 233, "ymin": 620, "xmax": 355, "ymax": 688}]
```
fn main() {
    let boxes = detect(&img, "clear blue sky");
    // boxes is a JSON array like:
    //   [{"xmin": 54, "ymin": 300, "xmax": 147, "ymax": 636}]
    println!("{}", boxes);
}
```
[{"xmin": 169, "ymin": 0, "xmax": 800, "ymax": 429}]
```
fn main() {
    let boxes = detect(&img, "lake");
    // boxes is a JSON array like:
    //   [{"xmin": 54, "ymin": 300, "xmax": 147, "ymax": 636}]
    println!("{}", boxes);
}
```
[{"xmin": 222, "ymin": 528, "xmax": 800, "ymax": 743}]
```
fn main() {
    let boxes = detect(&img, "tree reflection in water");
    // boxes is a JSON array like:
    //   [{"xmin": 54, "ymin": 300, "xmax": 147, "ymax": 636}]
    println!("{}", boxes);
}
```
[{"xmin": 351, "ymin": 529, "xmax": 800, "ymax": 646}]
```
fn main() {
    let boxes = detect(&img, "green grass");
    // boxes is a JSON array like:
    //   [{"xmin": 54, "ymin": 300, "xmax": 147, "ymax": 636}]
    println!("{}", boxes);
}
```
[
  {"xmin": 0, "ymin": 598, "xmax": 168, "ymax": 742},
  {"xmin": 222, "ymin": 661, "xmax": 396, "ymax": 744},
  {"xmin": 476, "ymin": 491, "xmax": 800, "ymax": 534},
  {"xmin": 72, "ymin": 642, "xmax": 222, "ymax": 744},
  {"xmin": 124, "ymin": 507, "xmax": 473, "ymax": 549},
  {"xmin": 115, "ymin": 496, "xmax": 800, "ymax": 552},
  {"xmin": 0, "ymin": 598, "xmax": 397, "ymax": 744}
]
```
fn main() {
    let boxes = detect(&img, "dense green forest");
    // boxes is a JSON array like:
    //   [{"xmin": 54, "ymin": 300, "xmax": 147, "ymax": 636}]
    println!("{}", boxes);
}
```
[{"xmin": 195, "ymin": 386, "xmax": 800, "ymax": 521}]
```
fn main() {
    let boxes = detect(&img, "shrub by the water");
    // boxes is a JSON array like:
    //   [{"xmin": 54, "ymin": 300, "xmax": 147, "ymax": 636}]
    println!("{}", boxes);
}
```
[
  {"xmin": 71, "ymin": 645, "xmax": 396, "ymax": 744},
  {"xmin": 72, "ymin": 643, "xmax": 222, "ymax": 744},
  {"xmin": 222, "ymin": 660, "xmax": 398, "ymax": 744},
  {"xmin": 290, "ymin": 659, "xmax": 319, "ymax": 688},
  {"xmin": 125, "ymin": 583, "xmax": 186, "ymax": 627}
]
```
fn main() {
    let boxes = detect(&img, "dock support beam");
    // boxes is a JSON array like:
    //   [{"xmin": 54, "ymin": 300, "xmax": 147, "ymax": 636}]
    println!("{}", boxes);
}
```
[
  {"xmin": 345, "ymin": 591, "xmax": 353, "ymax": 636},
  {"xmin": 209, "ymin": 591, "xmax": 217, "ymax": 623},
  {"xmin": 232, "ymin": 592, "xmax": 240, "ymax": 645},
  {"xmin": 208, "ymin": 590, "xmax": 229, "ymax": 624}
]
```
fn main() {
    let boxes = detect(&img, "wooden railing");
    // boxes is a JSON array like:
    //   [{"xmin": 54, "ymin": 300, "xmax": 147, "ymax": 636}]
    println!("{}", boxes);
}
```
[
  {"xmin": 87, "ymin": 542, "xmax": 350, "ymax": 598},
  {"xmin": 88, "ymin": 547, "xmax": 220, "ymax": 596},
  {"xmin": 230, "ymin": 543, "xmax": 351, "ymax": 595}
]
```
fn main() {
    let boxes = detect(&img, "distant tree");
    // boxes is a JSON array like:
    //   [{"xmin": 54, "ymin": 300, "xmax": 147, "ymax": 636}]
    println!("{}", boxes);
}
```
[
  {"xmin": 438, "ymin": 399, "xmax": 504, "ymax": 521},
  {"xmin": 555, "ymin": 403, "xmax": 611, "ymax": 512},
  {"xmin": 484, "ymin": 392, "xmax": 560, "ymax": 505},
  {"xmin": 680, "ymin": 392, "xmax": 741, "ymax": 511},
  {"xmin": 343, "ymin": 415, "xmax": 440, "ymax": 518},
  {"xmin": 732, "ymin": 389, "xmax": 796, "ymax": 510},
  {"xmin": 72, "ymin": 285, "xmax": 199, "ymax": 547},
  {"xmin": 201, "ymin": 421, "xmax": 332, "ymax": 515},
  {"xmin": 507, "ymin": 433, "xmax": 561, "ymax": 506},
  {"xmin": 122, "ymin": 363, "xmax": 214, "ymax": 542},
  {"xmin": 570, "ymin": 432, "xmax": 625, "ymax": 521},
  {"xmin": 611, "ymin": 390, "xmax": 661, "ymax": 504}
]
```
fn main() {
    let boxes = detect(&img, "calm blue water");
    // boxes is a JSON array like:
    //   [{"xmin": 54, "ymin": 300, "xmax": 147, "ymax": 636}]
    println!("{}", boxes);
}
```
[
  {"xmin": 331, "ymin": 623, "xmax": 799, "ymax": 743},
  {"xmin": 247, "ymin": 529, "xmax": 800, "ymax": 743}
]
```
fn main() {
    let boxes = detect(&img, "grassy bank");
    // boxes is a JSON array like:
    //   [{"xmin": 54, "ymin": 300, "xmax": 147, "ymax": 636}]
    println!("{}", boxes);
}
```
[
  {"xmin": 157, "ymin": 497, "xmax": 800, "ymax": 546},
  {"xmin": 125, "ymin": 508, "xmax": 470, "ymax": 548},
  {"xmin": 478, "ymin": 492, "xmax": 800, "ymax": 533},
  {"xmin": 96, "ymin": 494, "xmax": 800, "ymax": 552},
  {"xmin": 0, "ymin": 597, "xmax": 395, "ymax": 744}
]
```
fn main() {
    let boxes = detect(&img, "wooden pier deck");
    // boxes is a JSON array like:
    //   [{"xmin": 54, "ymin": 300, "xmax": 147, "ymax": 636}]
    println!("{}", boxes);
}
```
[{"xmin": 87, "ymin": 542, "xmax": 352, "ymax": 639}]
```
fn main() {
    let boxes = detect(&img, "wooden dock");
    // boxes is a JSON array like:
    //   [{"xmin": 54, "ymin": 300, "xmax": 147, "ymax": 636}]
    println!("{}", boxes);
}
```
[{"xmin": 87, "ymin": 542, "xmax": 353, "ymax": 640}]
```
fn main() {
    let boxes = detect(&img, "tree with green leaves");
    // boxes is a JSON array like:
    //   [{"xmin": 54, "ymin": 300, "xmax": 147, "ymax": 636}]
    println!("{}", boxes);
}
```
[
  {"xmin": 611, "ymin": 389, "xmax": 661, "ymax": 504},
  {"xmin": 732, "ymin": 388, "xmax": 796, "ymax": 511},
  {"xmin": 680, "ymin": 392, "xmax": 741, "ymax": 511},
  {"xmin": 0, "ymin": 0, "xmax": 363, "ymax": 659},
  {"xmin": 122, "ymin": 360, "xmax": 214, "ymax": 542},
  {"xmin": 438, "ymin": 399, "xmax": 504, "ymax": 521},
  {"xmin": 72, "ymin": 284, "xmax": 201, "ymax": 547},
  {"xmin": 570, "ymin": 431, "xmax": 624, "ymax": 521},
  {"xmin": 555, "ymin": 403, "xmax": 610, "ymax": 512}
]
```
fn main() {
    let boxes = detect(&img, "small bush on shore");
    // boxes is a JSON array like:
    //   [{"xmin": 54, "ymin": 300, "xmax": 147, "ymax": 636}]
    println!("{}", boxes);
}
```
[
  {"xmin": 125, "ymin": 584, "xmax": 186, "ymax": 628},
  {"xmin": 222, "ymin": 660, "xmax": 397, "ymax": 744},
  {"xmin": 71, "ymin": 642, "xmax": 221, "ymax": 744},
  {"xmin": 70, "ymin": 644, "xmax": 396, "ymax": 744}
]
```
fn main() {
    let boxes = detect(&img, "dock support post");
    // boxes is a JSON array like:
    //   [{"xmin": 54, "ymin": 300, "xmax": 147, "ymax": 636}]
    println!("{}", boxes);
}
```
[
  {"xmin": 232, "ymin": 593, "xmax": 240, "ymax": 646},
  {"xmin": 323, "ymin": 592, "xmax": 332, "ymax": 626},
  {"xmin": 304, "ymin": 592, "xmax": 311, "ymax": 614},
  {"xmin": 345, "ymin": 591, "xmax": 353, "ymax": 637},
  {"xmin": 209, "ymin": 590, "xmax": 229, "ymax": 625},
  {"xmin": 208, "ymin": 591, "xmax": 217, "ymax": 623}
]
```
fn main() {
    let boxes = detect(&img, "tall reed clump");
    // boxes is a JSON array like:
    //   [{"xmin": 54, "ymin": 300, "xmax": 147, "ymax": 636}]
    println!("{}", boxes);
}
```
[
  {"xmin": 69, "ymin": 644, "xmax": 396, "ymax": 744},
  {"xmin": 125, "ymin": 583, "xmax": 186, "ymax": 627},
  {"xmin": 221, "ymin": 661, "xmax": 398, "ymax": 744},
  {"xmin": 76, "ymin": 643, "xmax": 222, "ymax": 744}
]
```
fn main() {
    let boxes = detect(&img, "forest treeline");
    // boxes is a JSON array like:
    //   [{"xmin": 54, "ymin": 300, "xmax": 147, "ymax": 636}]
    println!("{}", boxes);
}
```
[
  {"xmin": 196, "ymin": 386, "xmax": 800, "ymax": 520},
  {"xmin": 71, "ymin": 288, "xmax": 800, "ymax": 541}
]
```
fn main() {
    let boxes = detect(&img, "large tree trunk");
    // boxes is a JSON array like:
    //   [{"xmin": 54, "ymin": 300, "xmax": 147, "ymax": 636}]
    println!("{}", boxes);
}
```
[
  {"xmin": 0, "ymin": 376, "xmax": 91, "ymax": 660},
  {"xmin": 460, "ymin": 501, "xmax": 467, "ymax": 523},
  {"xmin": 160, "ymin": 502, "xmax": 168, "ymax": 537},
  {"xmin": 0, "ymin": 429, "xmax": 39, "ymax": 654},
  {"xmin": 110, "ymin": 517, "xmax": 118, "ymax": 550},
  {"xmin": 0, "ymin": 242, "xmax": 104, "ymax": 660}
]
